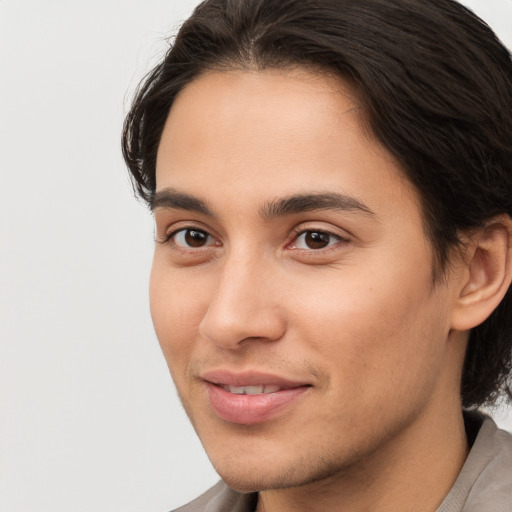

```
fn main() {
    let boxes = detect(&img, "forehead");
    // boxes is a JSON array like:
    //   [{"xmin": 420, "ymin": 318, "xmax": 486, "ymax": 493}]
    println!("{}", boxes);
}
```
[{"xmin": 155, "ymin": 68, "xmax": 418, "ymax": 222}]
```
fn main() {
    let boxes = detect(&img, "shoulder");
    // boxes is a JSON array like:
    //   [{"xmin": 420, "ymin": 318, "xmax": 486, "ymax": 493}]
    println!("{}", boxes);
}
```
[
  {"xmin": 438, "ymin": 414, "xmax": 512, "ymax": 512},
  {"xmin": 171, "ymin": 481, "xmax": 257, "ymax": 512}
]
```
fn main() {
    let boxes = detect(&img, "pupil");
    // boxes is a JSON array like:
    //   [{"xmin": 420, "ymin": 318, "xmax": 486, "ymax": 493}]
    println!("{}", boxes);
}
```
[
  {"xmin": 185, "ymin": 230, "xmax": 207, "ymax": 247},
  {"xmin": 305, "ymin": 231, "xmax": 329, "ymax": 249}
]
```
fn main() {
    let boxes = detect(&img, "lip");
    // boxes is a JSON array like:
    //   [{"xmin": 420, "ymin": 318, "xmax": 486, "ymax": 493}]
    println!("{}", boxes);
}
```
[
  {"xmin": 201, "ymin": 370, "xmax": 311, "ymax": 425},
  {"xmin": 201, "ymin": 369, "xmax": 310, "ymax": 388}
]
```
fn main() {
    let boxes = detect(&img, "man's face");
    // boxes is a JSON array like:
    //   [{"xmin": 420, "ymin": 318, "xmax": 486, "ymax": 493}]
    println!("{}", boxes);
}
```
[{"xmin": 151, "ymin": 69, "xmax": 465, "ymax": 491}]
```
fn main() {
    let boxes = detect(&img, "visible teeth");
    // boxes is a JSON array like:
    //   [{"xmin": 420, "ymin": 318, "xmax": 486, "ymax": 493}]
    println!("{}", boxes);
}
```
[
  {"xmin": 228, "ymin": 386, "xmax": 246, "ymax": 394},
  {"xmin": 221, "ymin": 384, "xmax": 282, "ymax": 395},
  {"xmin": 244, "ymin": 385, "xmax": 264, "ymax": 395}
]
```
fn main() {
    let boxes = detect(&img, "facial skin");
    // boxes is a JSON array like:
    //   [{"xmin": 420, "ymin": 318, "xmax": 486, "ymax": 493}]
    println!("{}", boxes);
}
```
[{"xmin": 151, "ymin": 69, "xmax": 472, "ymax": 511}]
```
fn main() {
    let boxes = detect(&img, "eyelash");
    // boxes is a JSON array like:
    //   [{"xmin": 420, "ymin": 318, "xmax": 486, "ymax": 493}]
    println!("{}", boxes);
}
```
[
  {"xmin": 160, "ymin": 226, "xmax": 348, "ymax": 253},
  {"xmin": 160, "ymin": 227, "xmax": 218, "ymax": 248},
  {"xmin": 288, "ymin": 228, "xmax": 347, "ymax": 252}
]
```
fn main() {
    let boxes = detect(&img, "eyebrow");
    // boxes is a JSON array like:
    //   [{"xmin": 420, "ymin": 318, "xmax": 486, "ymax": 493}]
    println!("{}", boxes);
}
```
[
  {"xmin": 260, "ymin": 192, "xmax": 375, "ymax": 219},
  {"xmin": 150, "ymin": 188, "xmax": 375, "ymax": 219},
  {"xmin": 151, "ymin": 188, "xmax": 214, "ymax": 216}
]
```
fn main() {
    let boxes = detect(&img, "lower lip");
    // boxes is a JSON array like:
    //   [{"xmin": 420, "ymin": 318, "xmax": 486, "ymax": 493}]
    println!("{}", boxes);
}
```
[{"xmin": 205, "ymin": 383, "xmax": 310, "ymax": 425}]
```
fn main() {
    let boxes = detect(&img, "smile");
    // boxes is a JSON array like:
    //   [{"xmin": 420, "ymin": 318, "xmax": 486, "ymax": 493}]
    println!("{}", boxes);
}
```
[
  {"xmin": 220, "ymin": 384, "xmax": 284, "ymax": 395},
  {"xmin": 201, "ymin": 371, "xmax": 311, "ymax": 425}
]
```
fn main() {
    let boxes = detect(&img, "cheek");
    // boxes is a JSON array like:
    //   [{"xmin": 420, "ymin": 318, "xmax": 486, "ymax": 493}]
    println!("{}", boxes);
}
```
[
  {"xmin": 292, "ymin": 266, "xmax": 448, "ymax": 403},
  {"xmin": 149, "ymin": 261, "xmax": 209, "ymax": 376}
]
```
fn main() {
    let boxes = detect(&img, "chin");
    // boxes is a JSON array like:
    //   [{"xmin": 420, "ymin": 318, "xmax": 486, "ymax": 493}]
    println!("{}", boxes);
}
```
[
  {"xmin": 208, "ymin": 448, "xmax": 349, "ymax": 493},
  {"xmin": 215, "ymin": 467, "xmax": 301, "ymax": 493}
]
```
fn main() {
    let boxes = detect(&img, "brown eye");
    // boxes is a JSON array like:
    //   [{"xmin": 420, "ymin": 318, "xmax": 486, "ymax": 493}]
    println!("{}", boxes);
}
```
[
  {"xmin": 185, "ymin": 230, "xmax": 208, "ymax": 247},
  {"xmin": 173, "ymin": 228, "xmax": 214, "ymax": 248},
  {"xmin": 304, "ymin": 231, "xmax": 330, "ymax": 249},
  {"xmin": 294, "ymin": 230, "xmax": 342, "ymax": 250}
]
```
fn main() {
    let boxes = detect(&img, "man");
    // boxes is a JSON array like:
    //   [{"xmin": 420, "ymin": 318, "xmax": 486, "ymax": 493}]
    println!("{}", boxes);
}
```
[{"xmin": 122, "ymin": 0, "xmax": 512, "ymax": 510}]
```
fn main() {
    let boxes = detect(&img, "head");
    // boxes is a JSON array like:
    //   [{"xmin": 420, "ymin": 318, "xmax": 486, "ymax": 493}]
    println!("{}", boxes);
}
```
[{"xmin": 122, "ymin": 0, "xmax": 512, "ymax": 492}]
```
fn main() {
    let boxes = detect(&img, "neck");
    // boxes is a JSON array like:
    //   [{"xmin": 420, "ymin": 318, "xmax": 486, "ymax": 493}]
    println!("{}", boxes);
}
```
[{"xmin": 256, "ymin": 406, "xmax": 469, "ymax": 512}]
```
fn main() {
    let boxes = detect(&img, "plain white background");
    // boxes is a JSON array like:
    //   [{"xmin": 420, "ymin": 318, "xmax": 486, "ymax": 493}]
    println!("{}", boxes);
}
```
[{"xmin": 0, "ymin": 1, "xmax": 511, "ymax": 511}]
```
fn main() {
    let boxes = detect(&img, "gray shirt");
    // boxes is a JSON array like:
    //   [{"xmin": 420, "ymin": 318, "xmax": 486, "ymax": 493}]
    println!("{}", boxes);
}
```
[
  {"xmin": 173, "ymin": 415, "xmax": 512, "ymax": 512},
  {"xmin": 436, "ymin": 414, "xmax": 511, "ymax": 512}
]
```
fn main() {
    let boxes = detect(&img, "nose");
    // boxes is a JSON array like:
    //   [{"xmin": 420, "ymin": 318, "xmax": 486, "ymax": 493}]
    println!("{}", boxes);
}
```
[{"xmin": 198, "ymin": 253, "xmax": 286, "ymax": 349}]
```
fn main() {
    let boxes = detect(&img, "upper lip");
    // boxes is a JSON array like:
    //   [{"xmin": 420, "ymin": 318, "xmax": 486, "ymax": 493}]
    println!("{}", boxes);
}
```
[{"xmin": 200, "ymin": 369, "xmax": 311, "ymax": 389}]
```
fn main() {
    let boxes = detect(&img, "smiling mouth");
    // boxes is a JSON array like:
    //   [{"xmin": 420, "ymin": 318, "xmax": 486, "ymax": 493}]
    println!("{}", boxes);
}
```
[
  {"xmin": 204, "ymin": 379, "xmax": 311, "ymax": 424},
  {"xmin": 218, "ymin": 384, "xmax": 287, "ymax": 395}
]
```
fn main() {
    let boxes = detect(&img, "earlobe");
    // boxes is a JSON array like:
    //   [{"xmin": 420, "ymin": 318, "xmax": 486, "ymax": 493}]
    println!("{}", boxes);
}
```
[{"xmin": 451, "ymin": 215, "xmax": 512, "ymax": 331}]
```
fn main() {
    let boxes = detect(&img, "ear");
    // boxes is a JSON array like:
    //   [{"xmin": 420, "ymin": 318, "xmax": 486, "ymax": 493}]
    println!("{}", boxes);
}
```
[{"xmin": 451, "ymin": 215, "xmax": 512, "ymax": 331}]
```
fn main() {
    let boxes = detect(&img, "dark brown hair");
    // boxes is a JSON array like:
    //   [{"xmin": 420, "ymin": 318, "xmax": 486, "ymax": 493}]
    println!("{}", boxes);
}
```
[{"xmin": 122, "ymin": 0, "xmax": 512, "ymax": 408}]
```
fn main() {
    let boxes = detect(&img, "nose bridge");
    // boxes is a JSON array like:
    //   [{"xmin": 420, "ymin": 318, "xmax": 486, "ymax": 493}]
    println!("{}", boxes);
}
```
[{"xmin": 199, "ymin": 244, "xmax": 285, "ymax": 348}]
